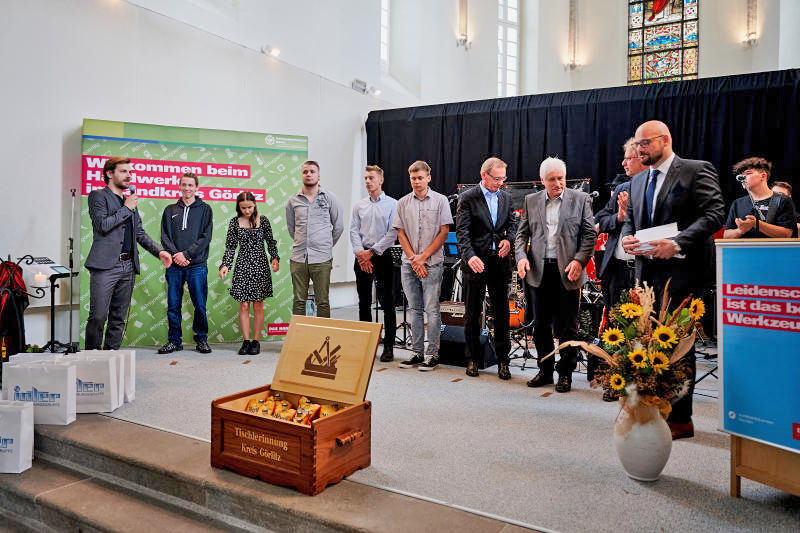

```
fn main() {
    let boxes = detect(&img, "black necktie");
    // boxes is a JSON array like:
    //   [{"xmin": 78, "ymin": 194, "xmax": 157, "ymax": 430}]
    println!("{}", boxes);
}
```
[{"xmin": 645, "ymin": 168, "xmax": 659, "ymax": 227}]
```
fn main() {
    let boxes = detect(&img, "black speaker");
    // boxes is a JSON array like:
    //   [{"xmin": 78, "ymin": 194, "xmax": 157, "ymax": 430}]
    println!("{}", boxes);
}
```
[{"xmin": 438, "ymin": 325, "xmax": 496, "ymax": 369}]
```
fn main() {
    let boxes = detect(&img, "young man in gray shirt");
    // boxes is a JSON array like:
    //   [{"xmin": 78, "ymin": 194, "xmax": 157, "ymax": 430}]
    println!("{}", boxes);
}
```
[
  {"xmin": 285, "ymin": 160, "xmax": 344, "ymax": 318},
  {"xmin": 392, "ymin": 161, "xmax": 452, "ymax": 371}
]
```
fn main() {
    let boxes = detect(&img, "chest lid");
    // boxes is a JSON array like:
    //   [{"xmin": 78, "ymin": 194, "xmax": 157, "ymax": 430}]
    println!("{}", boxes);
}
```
[{"xmin": 271, "ymin": 316, "xmax": 382, "ymax": 405}]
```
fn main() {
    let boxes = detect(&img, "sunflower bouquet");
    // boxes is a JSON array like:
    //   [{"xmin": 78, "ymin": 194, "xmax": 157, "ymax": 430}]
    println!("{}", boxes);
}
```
[{"xmin": 590, "ymin": 281, "xmax": 705, "ymax": 417}]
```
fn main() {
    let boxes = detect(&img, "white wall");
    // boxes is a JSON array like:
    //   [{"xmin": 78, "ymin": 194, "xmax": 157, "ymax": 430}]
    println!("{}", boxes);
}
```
[{"xmin": 0, "ymin": 0, "xmax": 388, "ymax": 344}]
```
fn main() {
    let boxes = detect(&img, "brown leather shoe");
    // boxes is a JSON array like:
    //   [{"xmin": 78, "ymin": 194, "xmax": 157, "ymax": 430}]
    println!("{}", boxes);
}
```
[
  {"xmin": 497, "ymin": 362, "xmax": 511, "ymax": 380},
  {"xmin": 466, "ymin": 360, "xmax": 479, "ymax": 377},
  {"xmin": 668, "ymin": 420, "xmax": 695, "ymax": 440}
]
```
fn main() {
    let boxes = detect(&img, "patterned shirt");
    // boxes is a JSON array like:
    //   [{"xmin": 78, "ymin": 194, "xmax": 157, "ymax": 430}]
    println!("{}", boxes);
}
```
[
  {"xmin": 285, "ymin": 188, "xmax": 344, "ymax": 263},
  {"xmin": 392, "ymin": 188, "xmax": 453, "ymax": 265}
]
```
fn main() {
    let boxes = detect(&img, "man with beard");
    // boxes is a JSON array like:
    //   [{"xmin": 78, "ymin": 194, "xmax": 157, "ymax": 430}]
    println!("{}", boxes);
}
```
[
  {"xmin": 621, "ymin": 120, "xmax": 725, "ymax": 440},
  {"xmin": 286, "ymin": 160, "xmax": 344, "ymax": 318},
  {"xmin": 85, "ymin": 157, "xmax": 172, "ymax": 350}
]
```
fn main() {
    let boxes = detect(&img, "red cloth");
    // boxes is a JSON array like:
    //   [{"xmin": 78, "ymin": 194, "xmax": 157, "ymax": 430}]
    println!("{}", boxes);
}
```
[{"xmin": 648, "ymin": 0, "xmax": 670, "ymax": 21}]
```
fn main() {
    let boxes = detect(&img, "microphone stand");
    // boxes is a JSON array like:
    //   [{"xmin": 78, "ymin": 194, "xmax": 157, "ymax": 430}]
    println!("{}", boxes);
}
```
[
  {"xmin": 67, "ymin": 188, "xmax": 77, "ymax": 353},
  {"xmin": 740, "ymin": 177, "xmax": 766, "ymax": 222}
]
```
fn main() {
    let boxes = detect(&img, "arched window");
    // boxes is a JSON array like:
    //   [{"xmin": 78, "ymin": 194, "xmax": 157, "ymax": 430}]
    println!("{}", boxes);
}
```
[{"xmin": 628, "ymin": 0, "xmax": 698, "ymax": 85}]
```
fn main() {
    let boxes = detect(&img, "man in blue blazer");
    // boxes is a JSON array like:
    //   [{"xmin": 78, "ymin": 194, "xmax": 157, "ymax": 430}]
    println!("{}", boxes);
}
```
[
  {"xmin": 84, "ymin": 157, "xmax": 172, "ymax": 350},
  {"xmin": 622, "ymin": 120, "xmax": 725, "ymax": 440},
  {"xmin": 456, "ymin": 157, "xmax": 517, "ymax": 379}
]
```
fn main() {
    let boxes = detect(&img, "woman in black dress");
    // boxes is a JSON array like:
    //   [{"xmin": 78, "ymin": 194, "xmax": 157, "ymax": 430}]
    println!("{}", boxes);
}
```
[{"xmin": 220, "ymin": 192, "xmax": 280, "ymax": 355}]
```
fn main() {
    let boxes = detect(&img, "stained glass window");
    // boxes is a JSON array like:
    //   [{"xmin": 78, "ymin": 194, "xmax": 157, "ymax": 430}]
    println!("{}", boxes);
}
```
[{"xmin": 628, "ymin": 0, "xmax": 698, "ymax": 85}]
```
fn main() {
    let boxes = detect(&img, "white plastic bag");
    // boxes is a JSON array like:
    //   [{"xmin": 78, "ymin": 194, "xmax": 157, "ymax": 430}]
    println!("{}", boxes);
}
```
[{"xmin": 0, "ymin": 400, "xmax": 34, "ymax": 473}]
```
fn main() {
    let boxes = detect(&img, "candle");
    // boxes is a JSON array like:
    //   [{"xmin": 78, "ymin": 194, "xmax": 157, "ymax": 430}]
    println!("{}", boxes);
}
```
[{"xmin": 34, "ymin": 272, "xmax": 48, "ymax": 286}]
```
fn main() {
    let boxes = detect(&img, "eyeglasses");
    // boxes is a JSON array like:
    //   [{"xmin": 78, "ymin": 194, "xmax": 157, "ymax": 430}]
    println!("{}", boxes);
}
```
[
  {"xmin": 486, "ymin": 174, "xmax": 507, "ymax": 182},
  {"xmin": 633, "ymin": 134, "xmax": 664, "ymax": 148}
]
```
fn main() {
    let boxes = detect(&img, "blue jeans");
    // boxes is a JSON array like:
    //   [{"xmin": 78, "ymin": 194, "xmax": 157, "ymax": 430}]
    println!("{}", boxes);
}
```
[
  {"xmin": 165, "ymin": 264, "xmax": 208, "ymax": 344},
  {"xmin": 400, "ymin": 263, "xmax": 443, "ymax": 356}
]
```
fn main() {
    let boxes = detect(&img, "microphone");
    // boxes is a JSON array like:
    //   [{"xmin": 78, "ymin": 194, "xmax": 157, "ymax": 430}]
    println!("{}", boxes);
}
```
[
  {"xmin": 588, "ymin": 190, "xmax": 599, "ymax": 198},
  {"xmin": 128, "ymin": 184, "xmax": 137, "ymax": 194},
  {"xmin": 735, "ymin": 174, "xmax": 747, "ymax": 183}
]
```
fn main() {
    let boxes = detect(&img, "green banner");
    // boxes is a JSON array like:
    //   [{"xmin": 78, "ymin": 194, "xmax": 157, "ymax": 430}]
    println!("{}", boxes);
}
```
[{"xmin": 79, "ymin": 119, "xmax": 307, "ymax": 347}]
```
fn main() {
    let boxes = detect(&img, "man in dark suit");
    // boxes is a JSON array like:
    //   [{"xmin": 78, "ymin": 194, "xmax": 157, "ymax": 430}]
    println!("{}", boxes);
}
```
[
  {"xmin": 621, "ymin": 120, "xmax": 725, "ymax": 440},
  {"xmin": 456, "ymin": 157, "xmax": 517, "ymax": 380},
  {"xmin": 515, "ymin": 157, "xmax": 597, "ymax": 392},
  {"xmin": 85, "ymin": 157, "xmax": 172, "ymax": 350}
]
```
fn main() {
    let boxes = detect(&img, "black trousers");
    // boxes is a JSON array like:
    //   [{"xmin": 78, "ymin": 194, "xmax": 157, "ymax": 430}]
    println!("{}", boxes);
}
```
[
  {"xmin": 602, "ymin": 258, "xmax": 636, "ymax": 309},
  {"xmin": 462, "ymin": 255, "xmax": 511, "ymax": 364},
  {"xmin": 354, "ymin": 253, "xmax": 396, "ymax": 348},
  {"xmin": 641, "ymin": 259, "xmax": 702, "ymax": 425},
  {"xmin": 531, "ymin": 261, "xmax": 580, "ymax": 376}
]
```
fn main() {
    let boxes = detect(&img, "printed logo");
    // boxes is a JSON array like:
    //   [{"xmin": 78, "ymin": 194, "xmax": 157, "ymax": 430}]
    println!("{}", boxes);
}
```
[
  {"xmin": 264, "ymin": 135, "xmax": 276, "ymax": 146},
  {"xmin": 301, "ymin": 336, "xmax": 341, "ymax": 380},
  {"xmin": 793, "ymin": 423, "xmax": 800, "ymax": 441},
  {"xmin": 0, "ymin": 437, "xmax": 14, "ymax": 451},
  {"xmin": 77, "ymin": 378, "xmax": 105, "ymax": 395},
  {"xmin": 728, "ymin": 411, "xmax": 736, "ymax": 420},
  {"xmin": 13, "ymin": 385, "xmax": 61, "ymax": 403}
]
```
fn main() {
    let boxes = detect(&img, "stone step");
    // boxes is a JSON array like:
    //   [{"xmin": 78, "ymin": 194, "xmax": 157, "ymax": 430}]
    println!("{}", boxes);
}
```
[
  {"xmin": 28, "ymin": 415, "xmax": 530, "ymax": 533},
  {"xmin": 0, "ymin": 460, "xmax": 242, "ymax": 532}
]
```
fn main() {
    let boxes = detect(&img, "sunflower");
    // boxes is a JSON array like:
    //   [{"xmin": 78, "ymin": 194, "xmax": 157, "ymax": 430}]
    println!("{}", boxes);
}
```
[
  {"xmin": 619, "ymin": 303, "xmax": 643, "ymax": 320},
  {"xmin": 601, "ymin": 328, "xmax": 625, "ymax": 346},
  {"xmin": 689, "ymin": 298, "xmax": 706, "ymax": 320},
  {"xmin": 652, "ymin": 325, "xmax": 677, "ymax": 349},
  {"xmin": 609, "ymin": 374, "xmax": 626, "ymax": 391},
  {"xmin": 649, "ymin": 351, "xmax": 670, "ymax": 374},
  {"xmin": 627, "ymin": 349, "xmax": 649, "ymax": 369}
]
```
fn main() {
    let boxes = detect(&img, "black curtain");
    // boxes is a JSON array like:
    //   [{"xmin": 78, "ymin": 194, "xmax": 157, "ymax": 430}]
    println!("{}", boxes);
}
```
[{"xmin": 366, "ymin": 69, "xmax": 799, "ymax": 210}]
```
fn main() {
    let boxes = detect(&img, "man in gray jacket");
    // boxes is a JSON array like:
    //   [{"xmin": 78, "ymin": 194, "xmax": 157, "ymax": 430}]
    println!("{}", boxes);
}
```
[
  {"xmin": 84, "ymin": 157, "xmax": 172, "ymax": 350},
  {"xmin": 515, "ymin": 157, "xmax": 597, "ymax": 392}
]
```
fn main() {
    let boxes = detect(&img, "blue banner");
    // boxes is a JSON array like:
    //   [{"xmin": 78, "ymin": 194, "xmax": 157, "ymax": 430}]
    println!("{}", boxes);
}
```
[{"xmin": 718, "ymin": 243, "xmax": 800, "ymax": 453}]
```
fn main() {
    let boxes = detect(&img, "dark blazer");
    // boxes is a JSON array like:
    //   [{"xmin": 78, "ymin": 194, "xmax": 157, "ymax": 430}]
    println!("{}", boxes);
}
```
[
  {"xmin": 621, "ymin": 155, "xmax": 725, "ymax": 283},
  {"xmin": 455, "ymin": 184, "xmax": 517, "ymax": 273},
  {"xmin": 514, "ymin": 188, "xmax": 597, "ymax": 290},
  {"xmin": 85, "ymin": 187, "xmax": 162, "ymax": 274},
  {"xmin": 594, "ymin": 180, "xmax": 632, "ymax": 280}
]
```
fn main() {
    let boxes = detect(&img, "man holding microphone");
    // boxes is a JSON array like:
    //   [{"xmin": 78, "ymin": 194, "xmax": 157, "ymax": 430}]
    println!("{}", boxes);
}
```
[{"xmin": 84, "ymin": 157, "xmax": 172, "ymax": 350}]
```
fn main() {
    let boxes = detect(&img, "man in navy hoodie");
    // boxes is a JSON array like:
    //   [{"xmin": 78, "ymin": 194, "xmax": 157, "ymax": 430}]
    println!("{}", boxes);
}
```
[{"xmin": 158, "ymin": 172, "xmax": 214, "ymax": 354}]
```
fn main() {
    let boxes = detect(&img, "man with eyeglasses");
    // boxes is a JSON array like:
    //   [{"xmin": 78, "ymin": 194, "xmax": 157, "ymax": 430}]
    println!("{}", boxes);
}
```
[
  {"xmin": 723, "ymin": 157, "xmax": 796, "ymax": 239},
  {"xmin": 621, "ymin": 120, "xmax": 725, "ymax": 440},
  {"xmin": 455, "ymin": 157, "xmax": 517, "ymax": 379}
]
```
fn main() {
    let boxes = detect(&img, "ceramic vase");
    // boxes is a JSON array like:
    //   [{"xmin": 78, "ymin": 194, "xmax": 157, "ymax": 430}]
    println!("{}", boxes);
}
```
[{"xmin": 613, "ymin": 402, "xmax": 672, "ymax": 481}]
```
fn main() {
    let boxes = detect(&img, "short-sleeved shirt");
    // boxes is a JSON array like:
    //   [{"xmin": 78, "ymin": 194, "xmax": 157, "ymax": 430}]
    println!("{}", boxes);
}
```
[
  {"xmin": 724, "ymin": 193, "xmax": 797, "ymax": 238},
  {"xmin": 392, "ymin": 188, "xmax": 453, "ymax": 265}
]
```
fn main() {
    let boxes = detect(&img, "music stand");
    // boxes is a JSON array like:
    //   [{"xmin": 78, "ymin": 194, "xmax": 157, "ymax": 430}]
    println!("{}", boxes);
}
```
[{"xmin": 387, "ymin": 245, "xmax": 412, "ymax": 348}]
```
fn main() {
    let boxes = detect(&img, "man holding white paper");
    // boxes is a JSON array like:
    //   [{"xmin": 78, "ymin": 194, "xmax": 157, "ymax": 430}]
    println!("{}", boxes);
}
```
[{"xmin": 621, "ymin": 120, "xmax": 725, "ymax": 440}]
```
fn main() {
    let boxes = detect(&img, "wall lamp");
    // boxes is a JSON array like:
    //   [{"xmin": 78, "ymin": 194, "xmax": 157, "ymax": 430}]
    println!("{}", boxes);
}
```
[
  {"xmin": 456, "ymin": 0, "xmax": 471, "ymax": 49},
  {"xmin": 260, "ymin": 45, "xmax": 280, "ymax": 57}
]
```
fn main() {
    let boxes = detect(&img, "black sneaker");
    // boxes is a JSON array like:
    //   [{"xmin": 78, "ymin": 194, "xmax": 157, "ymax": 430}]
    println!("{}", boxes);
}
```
[
  {"xmin": 248, "ymin": 340, "xmax": 261, "ymax": 355},
  {"xmin": 418, "ymin": 355, "xmax": 439, "ymax": 371},
  {"xmin": 157, "ymin": 342, "xmax": 183, "ymax": 354},
  {"xmin": 196, "ymin": 341, "xmax": 212, "ymax": 354},
  {"xmin": 238, "ymin": 340, "xmax": 251, "ymax": 355},
  {"xmin": 399, "ymin": 353, "xmax": 424, "ymax": 368}
]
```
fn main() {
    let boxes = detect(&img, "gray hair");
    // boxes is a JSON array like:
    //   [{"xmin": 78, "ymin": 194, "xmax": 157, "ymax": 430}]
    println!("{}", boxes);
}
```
[{"xmin": 539, "ymin": 157, "xmax": 566, "ymax": 179}]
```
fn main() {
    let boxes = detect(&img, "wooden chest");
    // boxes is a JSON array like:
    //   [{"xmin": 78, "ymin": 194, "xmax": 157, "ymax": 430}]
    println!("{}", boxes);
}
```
[
  {"xmin": 211, "ymin": 316, "xmax": 382, "ymax": 495},
  {"xmin": 440, "ymin": 301, "xmax": 467, "ymax": 326}
]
